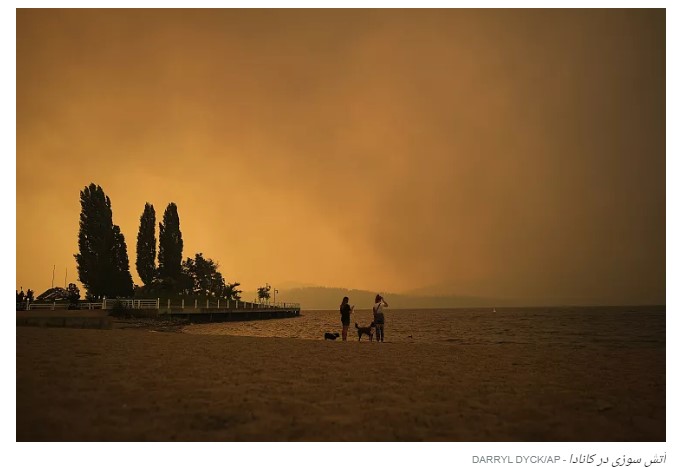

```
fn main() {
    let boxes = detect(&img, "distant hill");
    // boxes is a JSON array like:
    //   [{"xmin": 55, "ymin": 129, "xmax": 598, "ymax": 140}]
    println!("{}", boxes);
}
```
[
  {"xmin": 242, "ymin": 286, "xmax": 510, "ymax": 310},
  {"xmin": 240, "ymin": 285, "xmax": 650, "ymax": 309}
]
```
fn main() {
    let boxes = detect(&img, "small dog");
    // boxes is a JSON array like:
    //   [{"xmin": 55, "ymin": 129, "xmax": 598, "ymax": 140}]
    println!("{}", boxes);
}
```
[
  {"xmin": 324, "ymin": 332, "xmax": 340, "ymax": 340},
  {"xmin": 355, "ymin": 322, "xmax": 376, "ymax": 341}
]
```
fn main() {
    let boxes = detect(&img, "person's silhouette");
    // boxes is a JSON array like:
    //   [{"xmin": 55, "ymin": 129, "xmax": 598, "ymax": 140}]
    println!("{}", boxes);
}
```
[
  {"xmin": 339, "ymin": 296, "xmax": 354, "ymax": 341},
  {"xmin": 373, "ymin": 294, "xmax": 388, "ymax": 342}
]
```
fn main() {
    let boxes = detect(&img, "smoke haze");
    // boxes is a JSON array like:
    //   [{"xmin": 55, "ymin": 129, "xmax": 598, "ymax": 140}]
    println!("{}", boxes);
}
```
[{"xmin": 16, "ymin": 9, "xmax": 665, "ymax": 305}]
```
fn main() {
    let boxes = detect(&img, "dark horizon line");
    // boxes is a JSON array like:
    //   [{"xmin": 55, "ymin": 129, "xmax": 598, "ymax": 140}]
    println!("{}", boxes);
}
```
[{"xmin": 301, "ymin": 304, "xmax": 666, "ymax": 311}]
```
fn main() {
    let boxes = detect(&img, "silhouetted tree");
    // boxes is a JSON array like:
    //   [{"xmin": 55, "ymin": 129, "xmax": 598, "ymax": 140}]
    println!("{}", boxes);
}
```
[
  {"xmin": 158, "ymin": 203, "xmax": 183, "ymax": 289},
  {"xmin": 112, "ymin": 225, "xmax": 134, "ymax": 297},
  {"xmin": 257, "ymin": 284, "xmax": 271, "ymax": 303},
  {"xmin": 180, "ymin": 257, "xmax": 196, "ymax": 294},
  {"xmin": 74, "ymin": 183, "xmax": 134, "ymax": 298},
  {"xmin": 182, "ymin": 253, "xmax": 226, "ymax": 297},
  {"xmin": 75, "ymin": 184, "xmax": 111, "ymax": 298},
  {"xmin": 67, "ymin": 283, "xmax": 81, "ymax": 309},
  {"xmin": 67, "ymin": 283, "xmax": 81, "ymax": 304},
  {"xmin": 223, "ymin": 282, "xmax": 242, "ymax": 301},
  {"xmin": 136, "ymin": 203, "xmax": 157, "ymax": 286}
]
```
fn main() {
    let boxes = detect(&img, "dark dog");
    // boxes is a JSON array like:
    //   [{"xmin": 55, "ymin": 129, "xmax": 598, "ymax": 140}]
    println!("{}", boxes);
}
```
[
  {"xmin": 324, "ymin": 332, "xmax": 340, "ymax": 340},
  {"xmin": 355, "ymin": 322, "xmax": 376, "ymax": 341}
]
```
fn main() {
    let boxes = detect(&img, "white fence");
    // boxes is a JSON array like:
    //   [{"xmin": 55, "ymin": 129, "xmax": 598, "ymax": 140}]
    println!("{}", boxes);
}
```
[
  {"xmin": 26, "ymin": 302, "xmax": 103, "ymax": 310},
  {"xmin": 25, "ymin": 298, "xmax": 300, "ymax": 311},
  {"xmin": 164, "ymin": 299, "xmax": 300, "ymax": 310},
  {"xmin": 104, "ymin": 299, "xmax": 159, "ymax": 309}
]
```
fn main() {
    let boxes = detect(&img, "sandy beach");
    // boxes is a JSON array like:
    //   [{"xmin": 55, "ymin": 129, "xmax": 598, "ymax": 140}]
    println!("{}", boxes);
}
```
[{"xmin": 16, "ymin": 324, "xmax": 664, "ymax": 441}]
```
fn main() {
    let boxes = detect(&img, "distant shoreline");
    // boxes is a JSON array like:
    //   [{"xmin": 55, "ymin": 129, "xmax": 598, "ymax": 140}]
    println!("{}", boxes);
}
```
[{"xmin": 298, "ymin": 304, "xmax": 666, "ymax": 311}]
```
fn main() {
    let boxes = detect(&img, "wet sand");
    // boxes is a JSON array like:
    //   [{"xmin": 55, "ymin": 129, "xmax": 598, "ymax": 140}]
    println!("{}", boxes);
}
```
[{"xmin": 16, "ymin": 326, "xmax": 665, "ymax": 441}]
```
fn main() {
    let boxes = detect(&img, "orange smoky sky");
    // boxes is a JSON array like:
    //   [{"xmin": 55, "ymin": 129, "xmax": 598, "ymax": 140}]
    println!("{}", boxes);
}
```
[{"xmin": 16, "ymin": 9, "xmax": 664, "ymax": 304}]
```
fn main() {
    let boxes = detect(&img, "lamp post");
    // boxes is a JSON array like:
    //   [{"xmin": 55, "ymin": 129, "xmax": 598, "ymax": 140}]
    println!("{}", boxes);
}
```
[{"xmin": 274, "ymin": 289, "xmax": 278, "ymax": 306}]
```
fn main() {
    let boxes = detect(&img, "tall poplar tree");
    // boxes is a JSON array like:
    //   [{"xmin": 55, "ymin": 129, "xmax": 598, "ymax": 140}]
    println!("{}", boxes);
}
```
[
  {"xmin": 74, "ymin": 183, "xmax": 134, "ymax": 299},
  {"xmin": 136, "ymin": 203, "xmax": 157, "ymax": 286},
  {"xmin": 112, "ymin": 225, "xmax": 134, "ymax": 297},
  {"xmin": 158, "ymin": 202, "xmax": 184, "ymax": 288}
]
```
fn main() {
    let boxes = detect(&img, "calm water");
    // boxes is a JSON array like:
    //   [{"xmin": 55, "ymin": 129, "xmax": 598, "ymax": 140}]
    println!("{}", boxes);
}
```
[{"xmin": 184, "ymin": 306, "xmax": 666, "ymax": 347}]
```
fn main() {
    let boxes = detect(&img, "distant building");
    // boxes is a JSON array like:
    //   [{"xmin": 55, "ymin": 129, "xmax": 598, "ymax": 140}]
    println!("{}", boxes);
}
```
[{"xmin": 36, "ymin": 287, "xmax": 69, "ymax": 301}]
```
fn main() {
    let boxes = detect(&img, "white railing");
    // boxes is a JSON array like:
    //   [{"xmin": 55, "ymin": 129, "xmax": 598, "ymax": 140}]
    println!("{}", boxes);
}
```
[
  {"xmin": 25, "ymin": 298, "xmax": 300, "ymax": 311},
  {"xmin": 26, "ymin": 301, "xmax": 104, "ymax": 310},
  {"xmin": 102, "ymin": 298, "xmax": 159, "ymax": 310},
  {"xmin": 165, "ymin": 299, "xmax": 300, "ymax": 311},
  {"xmin": 26, "ymin": 303, "xmax": 67, "ymax": 310}
]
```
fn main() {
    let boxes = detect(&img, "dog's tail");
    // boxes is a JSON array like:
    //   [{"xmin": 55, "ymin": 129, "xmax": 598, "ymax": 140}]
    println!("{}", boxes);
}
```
[{"xmin": 354, "ymin": 322, "xmax": 359, "ymax": 329}]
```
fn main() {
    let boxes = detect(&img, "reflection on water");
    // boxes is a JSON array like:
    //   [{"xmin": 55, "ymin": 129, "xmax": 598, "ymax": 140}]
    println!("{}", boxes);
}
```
[{"xmin": 183, "ymin": 307, "xmax": 665, "ymax": 346}]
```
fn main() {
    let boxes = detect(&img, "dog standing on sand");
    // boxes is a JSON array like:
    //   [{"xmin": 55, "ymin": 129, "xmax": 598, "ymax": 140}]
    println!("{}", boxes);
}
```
[{"xmin": 355, "ymin": 322, "xmax": 376, "ymax": 341}]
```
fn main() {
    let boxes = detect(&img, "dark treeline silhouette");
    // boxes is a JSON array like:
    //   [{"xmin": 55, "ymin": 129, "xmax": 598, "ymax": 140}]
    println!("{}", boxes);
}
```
[
  {"xmin": 181, "ymin": 253, "xmax": 241, "ymax": 300},
  {"xmin": 132, "ymin": 197, "xmax": 241, "ymax": 300},
  {"xmin": 73, "ymin": 183, "xmax": 242, "ymax": 302},
  {"xmin": 137, "ymin": 249, "xmax": 241, "ymax": 301}
]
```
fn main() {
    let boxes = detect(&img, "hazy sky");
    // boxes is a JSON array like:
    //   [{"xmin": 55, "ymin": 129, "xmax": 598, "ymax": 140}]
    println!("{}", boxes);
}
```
[{"xmin": 16, "ymin": 9, "xmax": 665, "ymax": 304}]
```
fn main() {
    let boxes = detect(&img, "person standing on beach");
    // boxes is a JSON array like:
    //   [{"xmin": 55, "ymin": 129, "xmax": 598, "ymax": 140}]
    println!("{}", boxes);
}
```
[
  {"xmin": 339, "ymin": 296, "xmax": 354, "ymax": 341},
  {"xmin": 373, "ymin": 294, "xmax": 388, "ymax": 342}
]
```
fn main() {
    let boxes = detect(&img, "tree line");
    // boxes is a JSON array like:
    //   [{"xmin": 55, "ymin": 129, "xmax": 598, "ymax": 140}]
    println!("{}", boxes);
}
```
[{"xmin": 75, "ymin": 183, "xmax": 241, "ymax": 301}]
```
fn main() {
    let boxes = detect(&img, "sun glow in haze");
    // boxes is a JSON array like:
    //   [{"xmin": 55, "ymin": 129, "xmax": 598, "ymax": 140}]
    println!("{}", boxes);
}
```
[{"xmin": 16, "ymin": 9, "xmax": 664, "ymax": 304}]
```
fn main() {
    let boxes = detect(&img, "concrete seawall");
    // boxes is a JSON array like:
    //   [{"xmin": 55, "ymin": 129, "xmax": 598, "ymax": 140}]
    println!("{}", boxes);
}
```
[
  {"xmin": 16, "ymin": 311, "xmax": 112, "ymax": 329},
  {"xmin": 161, "ymin": 308, "xmax": 301, "ymax": 323},
  {"xmin": 17, "ymin": 308, "xmax": 301, "ymax": 329}
]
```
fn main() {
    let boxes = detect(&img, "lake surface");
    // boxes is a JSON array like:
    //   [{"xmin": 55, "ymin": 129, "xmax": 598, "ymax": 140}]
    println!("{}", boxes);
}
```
[{"xmin": 184, "ymin": 306, "xmax": 666, "ymax": 347}]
